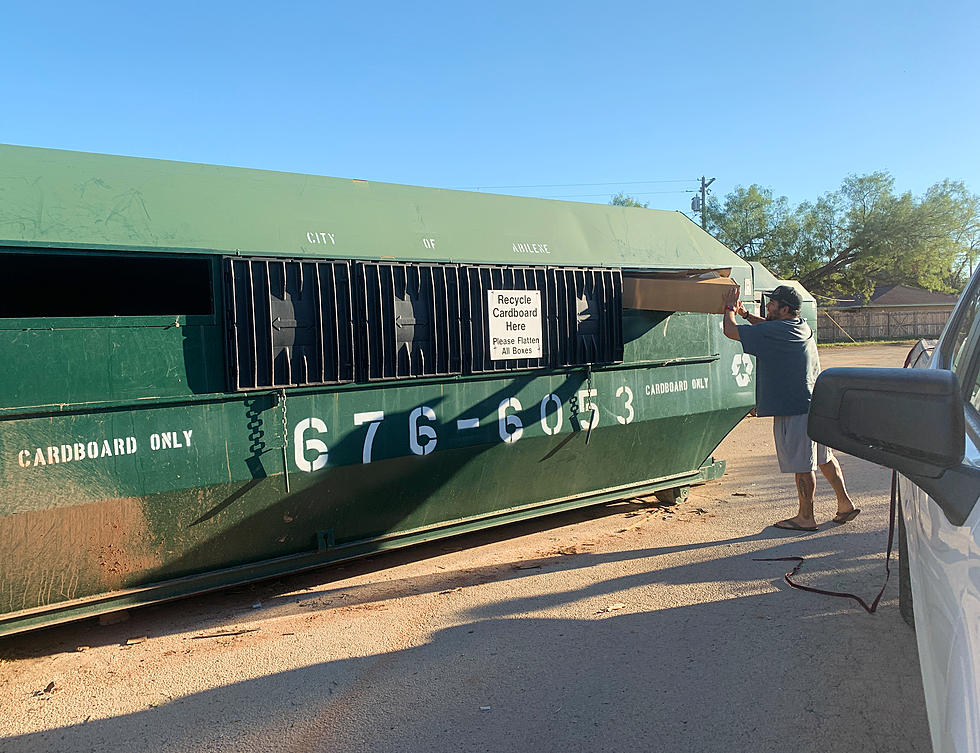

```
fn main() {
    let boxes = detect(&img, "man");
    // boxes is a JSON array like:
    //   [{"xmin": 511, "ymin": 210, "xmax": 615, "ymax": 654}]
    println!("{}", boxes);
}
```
[{"xmin": 722, "ymin": 284, "xmax": 859, "ymax": 531}]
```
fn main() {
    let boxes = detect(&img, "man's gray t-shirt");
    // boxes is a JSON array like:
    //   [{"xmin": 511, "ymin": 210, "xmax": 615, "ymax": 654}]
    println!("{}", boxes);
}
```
[{"xmin": 736, "ymin": 318, "xmax": 820, "ymax": 416}]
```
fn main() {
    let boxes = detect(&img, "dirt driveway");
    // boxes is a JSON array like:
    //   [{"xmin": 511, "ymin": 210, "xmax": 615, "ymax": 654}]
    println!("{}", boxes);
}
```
[{"xmin": 0, "ymin": 343, "xmax": 929, "ymax": 753}]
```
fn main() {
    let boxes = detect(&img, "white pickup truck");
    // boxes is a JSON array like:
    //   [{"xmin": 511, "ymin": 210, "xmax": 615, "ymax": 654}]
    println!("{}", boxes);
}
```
[{"xmin": 809, "ymin": 269, "xmax": 980, "ymax": 753}]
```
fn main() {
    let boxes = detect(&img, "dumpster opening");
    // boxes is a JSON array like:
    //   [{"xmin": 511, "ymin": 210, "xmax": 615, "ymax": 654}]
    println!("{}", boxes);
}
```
[
  {"xmin": 622, "ymin": 269, "xmax": 737, "ymax": 315},
  {"xmin": 0, "ymin": 251, "xmax": 213, "ymax": 318}
]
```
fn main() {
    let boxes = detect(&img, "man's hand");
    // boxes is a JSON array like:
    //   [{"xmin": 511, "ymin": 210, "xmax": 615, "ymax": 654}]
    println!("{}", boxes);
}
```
[
  {"xmin": 722, "ymin": 284, "xmax": 741, "ymax": 341},
  {"xmin": 737, "ymin": 299, "xmax": 766, "ymax": 324},
  {"xmin": 723, "ymin": 285, "xmax": 740, "ymax": 310}
]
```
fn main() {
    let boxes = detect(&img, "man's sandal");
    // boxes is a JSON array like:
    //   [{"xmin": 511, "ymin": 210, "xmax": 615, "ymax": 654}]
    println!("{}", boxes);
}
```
[
  {"xmin": 772, "ymin": 519, "xmax": 818, "ymax": 532},
  {"xmin": 832, "ymin": 509, "xmax": 861, "ymax": 524}
]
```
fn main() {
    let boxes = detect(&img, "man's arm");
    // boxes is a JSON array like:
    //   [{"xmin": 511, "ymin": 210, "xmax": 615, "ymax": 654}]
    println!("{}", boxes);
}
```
[
  {"xmin": 738, "ymin": 302, "xmax": 766, "ymax": 324},
  {"xmin": 722, "ymin": 285, "xmax": 741, "ymax": 341}
]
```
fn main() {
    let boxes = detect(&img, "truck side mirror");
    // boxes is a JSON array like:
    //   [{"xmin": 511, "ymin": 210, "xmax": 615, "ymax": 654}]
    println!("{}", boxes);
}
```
[{"xmin": 808, "ymin": 367, "xmax": 979, "ymax": 526}]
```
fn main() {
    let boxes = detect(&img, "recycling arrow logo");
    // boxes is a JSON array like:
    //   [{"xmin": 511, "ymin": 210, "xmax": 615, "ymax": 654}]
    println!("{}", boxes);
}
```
[{"xmin": 732, "ymin": 353, "xmax": 754, "ymax": 387}]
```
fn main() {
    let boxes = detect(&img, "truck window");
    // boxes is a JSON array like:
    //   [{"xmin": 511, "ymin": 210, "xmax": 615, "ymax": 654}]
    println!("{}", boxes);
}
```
[
  {"xmin": 949, "ymin": 285, "xmax": 980, "ymax": 373},
  {"xmin": 947, "ymin": 278, "xmax": 980, "ymax": 411}
]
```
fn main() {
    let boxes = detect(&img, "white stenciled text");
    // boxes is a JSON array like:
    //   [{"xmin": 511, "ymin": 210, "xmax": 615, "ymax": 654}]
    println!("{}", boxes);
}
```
[
  {"xmin": 306, "ymin": 231, "xmax": 336, "ymax": 245},
  {"xmin": 16, "ymin": 429, "xmax": 194, "ymax": 469}
]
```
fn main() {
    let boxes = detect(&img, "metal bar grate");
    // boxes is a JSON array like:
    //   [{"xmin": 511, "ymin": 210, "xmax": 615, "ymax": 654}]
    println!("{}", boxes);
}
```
[
  {"xmin": 225, "ymin": 258, "xmax": 621, "ymax": 389},
  {"xmin": 224, "ymin": 258, "xmax": 355, "ymax": 390},
  {"xmin": 355, "ymin": 261, "xmax": 463, "ymax": 381}
]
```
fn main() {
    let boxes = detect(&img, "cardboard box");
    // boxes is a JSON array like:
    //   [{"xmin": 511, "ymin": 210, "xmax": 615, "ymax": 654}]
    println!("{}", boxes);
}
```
[{"xmin": 622, "ymin": 270, "xmax": 737, "ymax": 314}]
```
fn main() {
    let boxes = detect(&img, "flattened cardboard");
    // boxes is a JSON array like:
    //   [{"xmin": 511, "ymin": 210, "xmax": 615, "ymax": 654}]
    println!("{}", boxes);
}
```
[{"xmin": 623, "ymin": 272, "xmax": 738, "ymax": 315}]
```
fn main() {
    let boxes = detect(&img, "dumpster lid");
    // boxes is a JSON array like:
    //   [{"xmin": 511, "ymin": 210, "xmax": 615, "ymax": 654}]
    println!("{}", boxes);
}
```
[{"xmin": 1, "ymin": 143, "xmax": 750, "ymax": 272}]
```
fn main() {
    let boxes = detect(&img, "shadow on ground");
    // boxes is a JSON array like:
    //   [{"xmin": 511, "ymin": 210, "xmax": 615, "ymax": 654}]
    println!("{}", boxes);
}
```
[{"xmin": 0, "ymin": 521, "xmax": 926, "ymax": 753}]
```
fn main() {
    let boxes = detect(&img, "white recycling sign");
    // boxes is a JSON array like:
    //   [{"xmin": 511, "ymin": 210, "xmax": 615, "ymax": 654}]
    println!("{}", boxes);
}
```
[{"xmin": 488, "ymin": 290, "xmax": 543, "ymax": 360}]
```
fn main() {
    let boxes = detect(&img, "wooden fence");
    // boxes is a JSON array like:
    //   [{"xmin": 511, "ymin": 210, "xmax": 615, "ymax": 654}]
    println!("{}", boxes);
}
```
[{"xmin": 817, "ymin": 308, "xmax": 952, "ymax": 343}]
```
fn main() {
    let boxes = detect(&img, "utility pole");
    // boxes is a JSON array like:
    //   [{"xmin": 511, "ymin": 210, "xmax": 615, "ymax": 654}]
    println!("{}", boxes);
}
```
[{"xmin": 699, "ymin": 176, "xmax": 715, "ymax": 230}]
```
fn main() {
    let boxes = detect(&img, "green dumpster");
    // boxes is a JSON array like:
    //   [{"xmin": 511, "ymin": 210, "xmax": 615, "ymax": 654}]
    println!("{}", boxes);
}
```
[{"xmin": 0, "ymin": 144, "xmax": 768, "ymax": 635}]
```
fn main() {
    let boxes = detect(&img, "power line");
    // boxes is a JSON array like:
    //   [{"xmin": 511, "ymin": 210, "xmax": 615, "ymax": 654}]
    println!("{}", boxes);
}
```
[
  {"xmin": 545, "ymin": 189, "xmax": 697, "ymax": 199},
  {"xmin": 453, "ymin": 179, "xmax": 694, "ymax": 190}
]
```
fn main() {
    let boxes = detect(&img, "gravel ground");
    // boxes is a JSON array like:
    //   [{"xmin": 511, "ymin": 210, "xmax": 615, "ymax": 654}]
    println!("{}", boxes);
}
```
[{"xmin": 0, "ymin": 343, "xmax": 930, "ymax": 753}]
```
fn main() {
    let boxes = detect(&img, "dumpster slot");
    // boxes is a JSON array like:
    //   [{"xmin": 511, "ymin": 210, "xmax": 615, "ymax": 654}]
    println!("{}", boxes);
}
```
[
  {"xmin": 623, "ymin": 269, "xmax": 736, "ymax": 315},
  {"xmin": 355, "ymin": 262, "xmax": 463, "ymax": 381},
  {"xmin": 225, "ymin": 258, "xmax": 355, "ymax": 390},
  {"xmin": 0, "ymin": 251, "xmax": 212, "ymax": 318},
  {"xmin": 549, "ymin": 267, "xmax": 623, "ymax": 367}
]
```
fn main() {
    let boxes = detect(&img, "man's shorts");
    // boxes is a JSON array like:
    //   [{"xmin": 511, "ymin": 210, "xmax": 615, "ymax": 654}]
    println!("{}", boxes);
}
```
[{"xmin": 773, "ymin": 414, "xmax": 833, "ymax": 473}]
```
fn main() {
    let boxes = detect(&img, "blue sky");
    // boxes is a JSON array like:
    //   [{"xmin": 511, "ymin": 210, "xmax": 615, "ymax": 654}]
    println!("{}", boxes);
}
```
[{"xmin": 3, "ymin": 1, "xmax": 977, "ymax": 215}]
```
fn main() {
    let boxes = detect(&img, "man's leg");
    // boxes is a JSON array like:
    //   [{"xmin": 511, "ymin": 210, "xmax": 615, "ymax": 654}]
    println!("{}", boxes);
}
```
[
  {"xmin": 790, "ymin": 471, "xmax": 817, "ymax": 528},
  {"xmin": 773, "ymin": 416, "xmax": 818, "ymax": 529},
  {"xmin": 818, "ymin": 456, "xmax": 856, "ymax": 516}
]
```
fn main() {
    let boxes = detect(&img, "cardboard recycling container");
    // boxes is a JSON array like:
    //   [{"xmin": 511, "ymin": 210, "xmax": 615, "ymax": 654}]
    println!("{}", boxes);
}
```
[
  {"xmin": 622, "ymin": 269, "xmax": 737, "ymax": 314},
  {"xmin": 0, "ymin": 144, "xmax": 764, "ymax": 637}
]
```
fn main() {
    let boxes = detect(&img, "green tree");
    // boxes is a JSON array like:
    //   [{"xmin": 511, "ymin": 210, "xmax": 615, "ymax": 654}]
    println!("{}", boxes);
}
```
[
  {"xmin": 924, "ymin": 180, "xmax": 980, "ymax": 290},
  {"xmin": 610, "ymin": 193, "xmax": 648, "ymax": 208},
  {"xmin": 794, "ymin": 173, "xmax": 979, "ymax": 297},
  {"xmin": 707, "ymin": 173, "xmax": 980, "ymax": 299},
  {"xmin": 704, "ymin": 184, "xmax": 798, "ymax": 271}
]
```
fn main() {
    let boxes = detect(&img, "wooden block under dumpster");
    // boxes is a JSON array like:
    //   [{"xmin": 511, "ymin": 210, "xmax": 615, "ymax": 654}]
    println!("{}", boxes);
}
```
[{"xmin": 623, "ymin": 270, "xmax": 738, "ymax": 314}]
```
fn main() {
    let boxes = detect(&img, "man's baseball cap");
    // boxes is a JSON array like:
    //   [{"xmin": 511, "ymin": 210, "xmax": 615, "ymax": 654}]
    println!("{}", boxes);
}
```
[{"xmin": 764, "ymin": 285, "xmax": 803, "ymax": 310}]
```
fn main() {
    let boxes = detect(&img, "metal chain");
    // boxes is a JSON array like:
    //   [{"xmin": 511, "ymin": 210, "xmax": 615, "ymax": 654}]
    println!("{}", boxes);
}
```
[
  {"xmin": 279, "ymin": 388, "xmax": 288, "ymax": 447},
  {"xmin": 585, "ymin": 365, "xmax": 595, "ymax": 445},
  {"xmin": 279, "ymin": 388, "xmax": 290, "ymax": 493}
]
